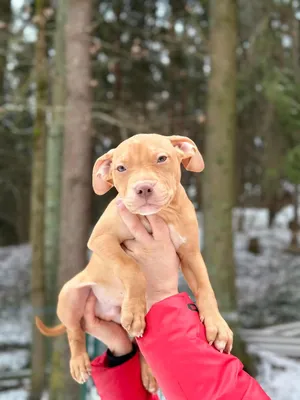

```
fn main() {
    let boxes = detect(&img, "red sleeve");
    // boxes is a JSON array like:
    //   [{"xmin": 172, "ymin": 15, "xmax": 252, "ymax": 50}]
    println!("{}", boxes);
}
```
[
  {"xmin": 91, "ymin": 351, "xmax": 159, "ymax": 400},
  {"xmin": 137, "ymin": 292, "xmax": 270, "ymax": 400}
]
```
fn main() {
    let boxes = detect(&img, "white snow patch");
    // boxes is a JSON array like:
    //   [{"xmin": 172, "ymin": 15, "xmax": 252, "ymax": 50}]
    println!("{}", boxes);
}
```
[
  {"xmin": 0, "ymin": 350, "xmax": 28, "ymax": 371},
  {"xmin": 253, "ymin": 349, "xmax": 300, "ymax": 400},
  {"xmin": 0, "ymin": 306, "xmax": 31, "ymax": 345},
  {"xmin": 0, "ymin": 389, "xmax": 27, "ymax": 400}
]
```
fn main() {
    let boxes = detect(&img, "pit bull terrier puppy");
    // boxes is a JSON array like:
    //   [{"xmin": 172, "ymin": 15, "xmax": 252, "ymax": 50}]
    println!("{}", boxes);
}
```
[{"xmin": 36, "ymin": 134, "xmax": 233, "ymax": 392}]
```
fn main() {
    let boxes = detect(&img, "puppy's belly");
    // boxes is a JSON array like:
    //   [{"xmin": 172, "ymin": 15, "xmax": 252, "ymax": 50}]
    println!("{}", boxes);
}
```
[{"xmin": 92, "ymin": 285, "xmax": 123, "ymax": 324}]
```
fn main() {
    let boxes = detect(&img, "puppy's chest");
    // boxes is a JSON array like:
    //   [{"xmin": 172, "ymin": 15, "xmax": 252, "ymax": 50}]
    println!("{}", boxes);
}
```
[{"xmin": 139, "ymin": 216, "xmax": 187, "ymax": 250}]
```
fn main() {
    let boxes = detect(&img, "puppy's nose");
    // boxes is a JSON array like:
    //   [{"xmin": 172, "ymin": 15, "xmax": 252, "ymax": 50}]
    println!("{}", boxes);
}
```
[{"xmin": 135, "ymin": 182, "xmax": 155, "ymax": 199}]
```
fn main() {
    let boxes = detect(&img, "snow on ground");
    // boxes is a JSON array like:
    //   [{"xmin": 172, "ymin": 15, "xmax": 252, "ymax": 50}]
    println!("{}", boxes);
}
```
[
  {"xmin": 253, "ymin": 348, "xmax": 300, "ymax": 400},
  {"xmin": 0, "ymin": 349, "xmax": 28, "ymax": 371},
  {"xmin": 0, "ymin": 389, "xmax": 27, "ymax": 400},
  {"xmin": 0, "ymin": 306, "xmax": 31, "ymax": 345},
  {"xmin": 0, "ymin": 206, "xmax": 300, "ymax": 399},
  {"xmin": 234, "ymin": 206, "xmax": 300, "ymax": 327}
]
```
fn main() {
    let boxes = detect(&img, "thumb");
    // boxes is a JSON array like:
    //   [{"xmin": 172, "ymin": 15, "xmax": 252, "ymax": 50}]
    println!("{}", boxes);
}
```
[
  {"xmin": 147, "ymin": 215, "xmax": 170, "ymax": 241},
  {"xmin": 122, "ymin": 239, "xmax": 139, "ymax": 253},
  {"xmin": 117, "ymin": 200, "xmax": 153, "ymax": 244},
  {"xmin": 85, "ymin": 291, "xmax": 97, "ymax": 316}
]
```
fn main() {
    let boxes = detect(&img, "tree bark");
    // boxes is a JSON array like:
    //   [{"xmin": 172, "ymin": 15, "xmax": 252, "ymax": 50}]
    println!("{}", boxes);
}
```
[
  {"xmin": 202, "ymin": 0, "xmax": 255, "ymax": 374},
  {"xmin": 44, "ymin": 0, "xmax": 66, "ymax": 325},
  {"xmin": 29, "ymin": 1, "xmax": 48, "ymax": 399},
  {"xmin": 49, "ymin": 1, "xmax": 93, "ymax": 399},
  {"xmin": 291, "ymin": 11, "xmax": 300, "ymax": 248},
  {"xmin": 0, "ymin": 0, "xmax": 11, "ymax": 101}
]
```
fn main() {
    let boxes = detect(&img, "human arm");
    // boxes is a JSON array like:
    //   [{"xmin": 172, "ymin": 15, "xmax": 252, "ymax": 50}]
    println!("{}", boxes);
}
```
[
  {"xmin": 136, "ymin": 292, "xmax": 270, "ymax": 400},
  {"xmin": 119, "ymin": 201, "xmax": 232, "ymax": 352},
  {"xmin": 83, "ymin": 294, "xmax": 159, "ymax": 400},
  {"xmin": 117, "ymin": 202, "xmax": 270, "ymax": 400}
]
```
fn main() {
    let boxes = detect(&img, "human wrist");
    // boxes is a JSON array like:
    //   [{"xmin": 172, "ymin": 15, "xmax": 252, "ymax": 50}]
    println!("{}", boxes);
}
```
[
  {"xmin": 108, "ymin": 338, "xmax": 133, "ymax": 357},
  {"xmin": 147, "ymin": 290, "xmax": 179, "ymax": 311},
  {"xmin": 86, "ymin": 326, "xmax": 133, "ymax": 357},
  {"xmin": 106, "ymin": 344, "xmax": 137, "ymax": 368}
]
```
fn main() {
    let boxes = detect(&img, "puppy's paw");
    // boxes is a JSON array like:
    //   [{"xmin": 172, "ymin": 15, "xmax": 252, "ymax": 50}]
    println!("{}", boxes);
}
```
[
  {"xmin": 70, "ymin": 352, "xmax": 91, "ymax": 384},
  {"xmin": 121, "ymin": 299, "xmax": 146, "ymax": 337},
  {"xmin": 140, "ymin": 354, "xmax": 158, "ymax": 393},
  {"xmin": 202, "ymin": 313, "xmax": 233, "ymax": 354}
]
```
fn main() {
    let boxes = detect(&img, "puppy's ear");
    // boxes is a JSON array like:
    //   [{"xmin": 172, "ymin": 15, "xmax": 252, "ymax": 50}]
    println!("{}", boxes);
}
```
[
  {"xmin": 92, "ymin": 149, "xmax": 115, "ymax": 195},
  {"xmin": 168, "ymin": 135, "xmax": 204, "ymax": 172}
]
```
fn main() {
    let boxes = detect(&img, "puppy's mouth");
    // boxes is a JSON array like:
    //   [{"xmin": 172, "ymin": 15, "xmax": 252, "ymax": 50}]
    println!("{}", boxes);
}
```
[
  {"xmin": 134, "ymin": 203, "xmax": 162, "ymax": 216},
  {"xmin": 125, "ymin": 195, "xmax": 173, "ymax": 216}
]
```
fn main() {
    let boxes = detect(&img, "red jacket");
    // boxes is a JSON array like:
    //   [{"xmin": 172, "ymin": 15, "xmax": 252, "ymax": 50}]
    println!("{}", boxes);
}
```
[{"xmin": 92, "ymin": 293, "xmax": 270, "ymax": 400}]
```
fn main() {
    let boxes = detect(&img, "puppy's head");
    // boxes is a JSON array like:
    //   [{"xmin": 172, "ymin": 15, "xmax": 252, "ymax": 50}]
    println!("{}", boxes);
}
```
[{"xmin": 92, "ymin": 134, "xmax": 204, "ymax": 215}]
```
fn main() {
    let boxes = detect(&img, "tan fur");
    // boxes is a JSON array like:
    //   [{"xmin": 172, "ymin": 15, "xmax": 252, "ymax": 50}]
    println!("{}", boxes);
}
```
[
  {"xmin": 35, "ymin": 317, "xmax": 66, "ymax": 336},
  {"xmin": 35, "ymin": 134, "xmax": 231, "ymax": 390}
]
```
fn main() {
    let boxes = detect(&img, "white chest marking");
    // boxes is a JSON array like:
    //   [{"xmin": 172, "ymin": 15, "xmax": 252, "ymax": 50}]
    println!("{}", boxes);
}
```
[{"xmin": 168, "ymin": 224, "xmax": 187, "ymax": 249}]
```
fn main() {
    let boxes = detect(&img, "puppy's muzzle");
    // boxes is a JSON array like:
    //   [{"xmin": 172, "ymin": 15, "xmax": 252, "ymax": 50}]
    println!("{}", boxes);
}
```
[{"xmin": 134, "ymin": 181, "xmax": 157, "ymax": 200}]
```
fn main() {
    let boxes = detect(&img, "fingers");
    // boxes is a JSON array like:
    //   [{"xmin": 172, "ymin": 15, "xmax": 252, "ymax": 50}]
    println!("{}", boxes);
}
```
[
  {"xmin": 117, "ymin": 199, "xmax": 171, "ymax": 243},
  {"xmin": 117, "ymin": 200, "xmax": 153, "ymax": 244},
  {"xmin": 84, "ymin": 291, "xmax": 97, "ymax": 324},
  {"xmin": 85, "ymin": 290, "xmax": 96, "ymax": 313},
  {"xmin": 147, "ymin": 214, "xmax": 171, "ymax": 241},
  {"xmin": 122, "ymin": 239, "xmax": 138, "ymax": 253},
  {"xmin": 83, "ymin": 291, "xmax": 99, "ymax": 332}
]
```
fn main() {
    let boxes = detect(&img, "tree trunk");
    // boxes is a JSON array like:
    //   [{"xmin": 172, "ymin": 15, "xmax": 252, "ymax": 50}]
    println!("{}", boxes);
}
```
[
  {"xmin": 261, "ymin": 104, "xmax": 284, "ymax": 227},
  {"xmin": 0, "ymin": 0, "xmax": 11, "ymax": 101},
  {"xmin": 44, "ymin": 0, "xmax": 66, "ymax": 326},
  {"xmin": 49, "ymin": 1, "xmax": 93, "ymax": 399},
  {"xmin": 29, "ymin": 1, "xmax": 48, "ymax": 399},
  {"xmin": 290, "ymin": 11, "xmax": 300, "ymax": 250},
  {"xmin": 202, "ymin": 0, "xmax": 255, "ymax": 374}
]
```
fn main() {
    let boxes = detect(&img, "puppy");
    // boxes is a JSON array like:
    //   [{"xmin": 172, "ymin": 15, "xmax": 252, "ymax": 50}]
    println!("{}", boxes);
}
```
[{"xmin": 36, "ymin": 134, "xmax": 233, "ymax": 392}]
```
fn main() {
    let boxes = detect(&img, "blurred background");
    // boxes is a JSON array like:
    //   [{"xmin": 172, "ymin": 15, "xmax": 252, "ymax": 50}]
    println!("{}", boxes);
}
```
[{"xmin": 0, "ymin": 0, "xmax": 300, "ymax": 399}]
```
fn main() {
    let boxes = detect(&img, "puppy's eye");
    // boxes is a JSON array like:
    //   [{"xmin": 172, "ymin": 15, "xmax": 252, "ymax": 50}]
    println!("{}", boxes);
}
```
[
  {"xmin": 157, "ymin": 155, "xmax": 167, "ymax": 163},
  {"xmin": 117, "ymin": 165, "xmax": 126, "ymax": 172}
]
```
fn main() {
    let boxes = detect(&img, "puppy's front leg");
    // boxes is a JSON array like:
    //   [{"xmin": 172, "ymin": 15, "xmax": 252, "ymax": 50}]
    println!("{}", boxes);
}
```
[
  {"xmin": 88, "ymin": 234, "xmax": 147, "ymax": 337},
  {"xmin": 120, "ymin": 265, "xmax": 147, "ymax": 337},
  {"xmin": 179, "ymin": 247, "xmax": 233, "ymax": 353}
]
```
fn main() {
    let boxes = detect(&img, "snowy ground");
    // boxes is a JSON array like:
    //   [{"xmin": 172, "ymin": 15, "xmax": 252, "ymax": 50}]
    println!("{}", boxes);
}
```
[
  {"xmin": 234, "ymin": 207, "xmax": 300, "ymax": 327},
  {"xmin": 0, "ymin": 206, "xmax": 300, "ymax": 399}
]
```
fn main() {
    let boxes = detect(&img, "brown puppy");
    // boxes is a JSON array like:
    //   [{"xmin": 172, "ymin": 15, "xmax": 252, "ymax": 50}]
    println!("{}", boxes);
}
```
[{"xmin": 36, "ymin": 134, "xmax": 233, "ymax": 392}]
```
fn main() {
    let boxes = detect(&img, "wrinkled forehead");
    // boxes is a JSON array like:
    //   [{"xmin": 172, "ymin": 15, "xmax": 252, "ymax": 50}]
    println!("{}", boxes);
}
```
[{"xmin": 113, "ymin": 136, "xmax": 175, "ymax": 165}]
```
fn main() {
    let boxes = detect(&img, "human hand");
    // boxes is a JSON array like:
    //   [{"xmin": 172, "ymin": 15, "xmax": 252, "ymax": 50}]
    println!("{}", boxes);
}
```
[
  {"xmin": 117, "ymin": 200, "xmax": 180, "ymax": 310},
  {"xmin": 82, "ymin": 292, "xmax": 133, "ymax": 356}
]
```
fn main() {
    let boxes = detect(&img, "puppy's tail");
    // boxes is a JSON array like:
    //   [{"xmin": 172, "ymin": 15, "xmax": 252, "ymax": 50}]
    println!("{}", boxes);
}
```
[{"xmin": 35, "ymin": 317, "xmax": 66, "ymax": 337}]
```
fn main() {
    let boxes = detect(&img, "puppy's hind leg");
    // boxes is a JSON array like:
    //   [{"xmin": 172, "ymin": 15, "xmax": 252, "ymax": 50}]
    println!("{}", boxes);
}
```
[
  {"xmin": 67, "ymin": 326, "xmax": 91, "ymax": 384},
  {"xmin": 139, "ymin": 352, "xmax": 158, "ymax": 394},
  {"xmin": 56, "ymin": 273, "xmax": 92, "ymax": 384}
]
